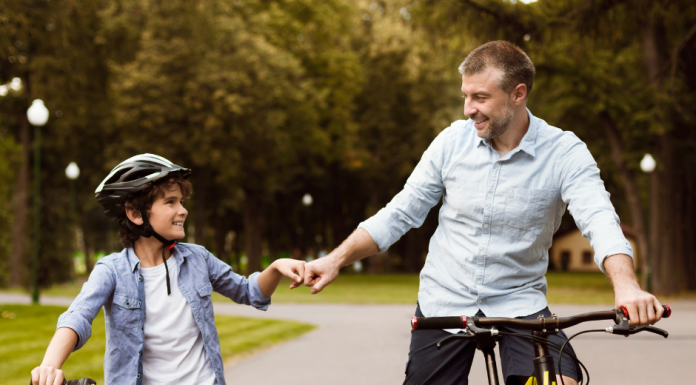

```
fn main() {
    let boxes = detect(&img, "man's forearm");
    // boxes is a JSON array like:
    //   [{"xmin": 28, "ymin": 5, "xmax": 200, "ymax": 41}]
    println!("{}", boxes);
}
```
[
  {"xmin": 602, "ymin": 254, "xmax": 640, "ymax": 290},
  {"xmin": 332, "ymin": 228, "xmax": 380, "ymax": 267},
  {"xmin": 603, "ymin": 253, "xmax": 663, "ymax": 325}
]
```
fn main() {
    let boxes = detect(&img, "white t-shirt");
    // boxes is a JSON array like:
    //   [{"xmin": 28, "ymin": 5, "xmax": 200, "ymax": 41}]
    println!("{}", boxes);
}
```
[{"xmin": 139, "ymin": 256, "xmax": 216, "ymax": 385}]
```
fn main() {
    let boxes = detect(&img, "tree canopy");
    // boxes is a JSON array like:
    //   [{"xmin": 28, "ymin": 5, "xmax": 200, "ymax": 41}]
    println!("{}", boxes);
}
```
[{"xmin": 1, "ymin": 0, "xmax": 694, "ymax": 295}]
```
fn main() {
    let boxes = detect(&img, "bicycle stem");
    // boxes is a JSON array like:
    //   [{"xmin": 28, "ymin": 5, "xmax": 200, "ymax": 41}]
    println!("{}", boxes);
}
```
[{"xmin": 532, "ymin": 331, "xmax": 558, "ymax": 385}]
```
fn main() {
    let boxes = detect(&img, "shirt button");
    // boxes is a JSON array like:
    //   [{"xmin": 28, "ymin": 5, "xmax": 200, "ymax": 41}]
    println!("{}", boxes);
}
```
[
  {"xmin": 495, "ymin": 163, "xmax": 500, "ymax": 167},
  {"xmin": 487, "ymin": 193, "xmax": 492, "ymax": 198},
  {"xmin": 137, "ymin": 374, "xmax": 141, "ymax": 379},
  {"xmin": 483, "ymin": 224, "xmax": 489, "ymax": 228},
  {"xmin": 476, "ymin": 280, "xmax": 482, "ymax": 285},
  {"xmin": 479, "ymin": 251, "xmax": 485, "ymax": 256},
  {"xmin": 138, "ymin": 301, "xmax": 141, "ymax": 306},
  {"xmin": 478, "ymin": 299, "xmax": 483, "ymax": 303},
  {"xmin": 138, "ymin": 276, "xmax": 143, "ymax": 282},
  {"xmin": 138, "ymin": 350, "xmax": 142, "ymax": 355}
]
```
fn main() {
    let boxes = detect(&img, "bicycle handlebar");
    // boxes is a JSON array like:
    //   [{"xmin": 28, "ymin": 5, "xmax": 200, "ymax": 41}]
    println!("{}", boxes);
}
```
[
  {"xmin": 411, "ymin": 304, "xmax": 671, "ymax": 331},
  {"xmin": 29, "ymin": 378, "xmax": 96, "ymax": 385}
]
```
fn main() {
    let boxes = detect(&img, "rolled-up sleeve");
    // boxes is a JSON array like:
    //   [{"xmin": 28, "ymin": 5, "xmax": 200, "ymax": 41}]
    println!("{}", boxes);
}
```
[
  {"xmin": 359, "ymin": 128, "xmax": 450, "ymax": 252},
  {"xmin": 56, "ymin": 263, "xmax": 115, "ymax": 351},
  {"xmin": 557, "ymin": 134, "xmax": 634, "ymax": 272},
  {"xmin": 206, "ymin": 252, "xmax": 271, "ymax": 310}
]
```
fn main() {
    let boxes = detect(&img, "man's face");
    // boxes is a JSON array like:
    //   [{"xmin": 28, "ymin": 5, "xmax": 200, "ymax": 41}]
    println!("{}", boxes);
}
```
[
  {"xmin": 148, "ymin": 184, "xmax": 188, "ymax": 241},
  {"xmin": 461, "ymin": 67, "xmax": 515, "ymax": 140}
]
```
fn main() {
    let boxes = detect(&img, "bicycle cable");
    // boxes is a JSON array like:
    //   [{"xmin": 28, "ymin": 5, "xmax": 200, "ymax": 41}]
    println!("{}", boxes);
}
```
[
  {"xmin": 558, "ymin": 329, "xmax": 606, "ymax": 385},
  {"xmin": 498, "ymin": 331, "xmax": 590, "ymax": 385}
]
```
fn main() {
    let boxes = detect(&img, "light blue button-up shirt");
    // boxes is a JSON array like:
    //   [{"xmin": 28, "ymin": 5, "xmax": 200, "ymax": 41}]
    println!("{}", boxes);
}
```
[
  {"xmin": 359, "ymin": 109, "xmax": 632, "ymax": 319},
  {"xmin": 56, "ymin": 243, "xmax": 270, "ymax": 385}
]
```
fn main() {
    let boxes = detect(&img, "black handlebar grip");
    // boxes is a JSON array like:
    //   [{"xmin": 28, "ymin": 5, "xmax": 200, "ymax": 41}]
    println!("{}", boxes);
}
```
[
  {"xmin": 412, "ymin": 316, "xmax": 466, "ymax": 330},
  {"xmin": 662, "ymin": 304, "xmax": 671, "ymax": 318}
]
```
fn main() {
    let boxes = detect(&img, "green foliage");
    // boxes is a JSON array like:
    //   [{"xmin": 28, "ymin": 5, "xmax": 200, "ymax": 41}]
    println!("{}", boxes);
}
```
[{"xmin": 0, "ymin": 304, "xmax": 314, "ymax": 384}]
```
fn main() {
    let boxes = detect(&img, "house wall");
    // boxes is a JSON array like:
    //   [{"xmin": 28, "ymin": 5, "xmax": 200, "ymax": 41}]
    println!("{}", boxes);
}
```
[{"xmin": 549, "ymin": 230, "xmax": 639, "ymax": 272}]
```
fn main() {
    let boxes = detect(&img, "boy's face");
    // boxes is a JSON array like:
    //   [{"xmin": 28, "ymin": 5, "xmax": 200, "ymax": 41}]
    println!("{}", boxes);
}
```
[{"xmin": 148, "ymin": 184, "xmax": 188, "ymax": 240}]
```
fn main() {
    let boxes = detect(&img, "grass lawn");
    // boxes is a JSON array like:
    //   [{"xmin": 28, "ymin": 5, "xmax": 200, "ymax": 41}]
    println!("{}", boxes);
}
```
[
  {"xmin": 214, "ymin": 274, "xmax": 422, "ymax": 304},
  {"xmin": 3, "ymin": 272, "xmax": 688, "ymax": 306},
  {"xmin": 214, "ymin": 272, "xmax": 620, "ymax": 305},
  {"xmin": 0, "ymin": 304, "xmax": 314, "ymax": 384}
]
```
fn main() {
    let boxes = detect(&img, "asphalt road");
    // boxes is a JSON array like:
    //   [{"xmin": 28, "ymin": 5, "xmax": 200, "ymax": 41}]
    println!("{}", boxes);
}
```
[
  {"xmin": 2, "ymin": 293, "xmax": 694, "ymax": 384},
  {"xmin": 217, "ymin": 301, "xmax": 696, "ymax": 385}
]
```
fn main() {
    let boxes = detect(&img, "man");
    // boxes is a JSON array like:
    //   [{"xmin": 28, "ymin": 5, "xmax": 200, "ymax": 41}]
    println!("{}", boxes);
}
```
[{"xmin": 303, "ymin": 41, "xmax": 664, "ymax": 385}]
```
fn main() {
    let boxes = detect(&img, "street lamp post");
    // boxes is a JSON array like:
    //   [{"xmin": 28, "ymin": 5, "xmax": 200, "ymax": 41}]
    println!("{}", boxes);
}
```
[
  {"xmin": 66, "ymin": 162, "xmax": 80, "ymax": 283},
  {"xmin": 640, "ymin": 153, "xmax": 656, "ymax": 293},
  {"xmin": 27, "ymin": 99, "xmax": 49, "ymax": 304},
  {"xmin": 301, "ymin": 194, "xmax": 313, "ymax": 260}
]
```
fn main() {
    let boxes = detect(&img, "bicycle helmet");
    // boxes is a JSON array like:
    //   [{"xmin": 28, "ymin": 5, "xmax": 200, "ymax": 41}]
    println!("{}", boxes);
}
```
[{"xmin": 95, "ymin": 153, "xmax": 191, "ymax": 295}]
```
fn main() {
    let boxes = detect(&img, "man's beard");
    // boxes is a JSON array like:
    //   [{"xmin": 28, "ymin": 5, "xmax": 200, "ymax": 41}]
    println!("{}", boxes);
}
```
[{"xmin": 470, "ymin": 100, "xmax": 515, "ymax": 140}]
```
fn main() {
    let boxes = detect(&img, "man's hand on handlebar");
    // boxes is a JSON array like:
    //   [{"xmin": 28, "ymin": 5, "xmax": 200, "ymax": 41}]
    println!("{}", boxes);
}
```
[
  {"xmin": 30, "ymin": 365, "xmax": 65, "ymax": 385},
  {"xmin": 614, "ymin": 286, "xmax": 664, "ymax": 326}
]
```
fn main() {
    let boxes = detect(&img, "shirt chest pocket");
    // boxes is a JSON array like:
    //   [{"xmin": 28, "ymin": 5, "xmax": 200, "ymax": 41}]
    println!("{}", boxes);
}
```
[
  {"xmin": 196, "ymin": 282, "xmax": 214, "ymax": 317},
  {"xmin": 503, "ymin": 187, "xmax": 550, "ymax": 240},
  {"xmin": 111, "ymin": 294, "xmax": 141, "ymax": 333}
]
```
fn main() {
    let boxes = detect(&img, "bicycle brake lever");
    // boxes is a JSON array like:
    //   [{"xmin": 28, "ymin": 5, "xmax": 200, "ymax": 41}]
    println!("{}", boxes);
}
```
[
  {"xmin": 608, "ymin": 309, "xmax": 669, "ymax": 338},
  {"xmin": 436, "ymin": 333, "xmax": 475, "ymax": 350},
  {"xmin": 607, "ymin": 324, "xmax": 669, "ymax": 338}
]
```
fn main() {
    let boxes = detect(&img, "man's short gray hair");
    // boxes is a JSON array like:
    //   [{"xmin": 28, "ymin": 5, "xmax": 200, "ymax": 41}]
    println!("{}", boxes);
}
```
[{"xmin": 459, "ymin": 40, "xmax": 535, "ymax": 97}]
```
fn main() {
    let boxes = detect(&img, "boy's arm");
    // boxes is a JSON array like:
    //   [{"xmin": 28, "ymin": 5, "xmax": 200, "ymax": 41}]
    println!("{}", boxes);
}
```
[
  {"xmin": 256, "ymin": 259, "xmax": 305, "ymax": 297},
  {"xmin": 56, "ymin": 262, "xmax": 116, "ymax": 351},
  {"xmin": 31, "ymin": 262, "xmax": 115, "ymax": 385},
  {"xmin": 31, "ymin": 328, "xmax": 78, "ymax": 385},
  {"xmin": 205, "ymin": 250, "xmax": 304, "ymax": 308}
]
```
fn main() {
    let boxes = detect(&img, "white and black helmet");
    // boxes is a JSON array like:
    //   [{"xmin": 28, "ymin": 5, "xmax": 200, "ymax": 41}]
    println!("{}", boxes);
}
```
[
  {"xmin": 96, "ymin": 154, "xmax": 190, "ymax": 296},
  {"xmin": 95, "ymin": 153, "xmax": 191, "ymax": 219}
]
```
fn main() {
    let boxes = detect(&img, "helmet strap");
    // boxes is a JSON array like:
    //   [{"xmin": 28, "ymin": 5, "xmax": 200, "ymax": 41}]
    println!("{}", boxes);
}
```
[{"xmin": 129, "ymin": 196, "xmax": 176, "ymax": 296}]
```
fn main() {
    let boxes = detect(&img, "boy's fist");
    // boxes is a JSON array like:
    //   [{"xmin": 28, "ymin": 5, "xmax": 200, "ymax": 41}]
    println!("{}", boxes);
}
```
[
  {"xmin": 31, "ymin": 366, "xmax": 65, "ymax": 385},
  {"xmin": 272, "ymin": 259, "xmax": 306, "ymax": 289}
]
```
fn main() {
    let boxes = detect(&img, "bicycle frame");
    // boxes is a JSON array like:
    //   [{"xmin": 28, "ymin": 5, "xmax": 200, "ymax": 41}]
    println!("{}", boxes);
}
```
[{"xmin": 462, "ymin": 326, "xmax": 557, "ymax": 385}]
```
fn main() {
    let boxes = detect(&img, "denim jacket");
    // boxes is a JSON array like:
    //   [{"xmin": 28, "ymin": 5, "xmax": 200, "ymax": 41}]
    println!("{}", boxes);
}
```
[{"xmin": 57, "ymin": 243, "xmax": 270, "ymax": 385}]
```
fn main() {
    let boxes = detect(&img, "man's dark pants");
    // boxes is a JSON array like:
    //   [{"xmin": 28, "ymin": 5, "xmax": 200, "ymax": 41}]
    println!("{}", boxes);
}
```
[{"xmin": 404, "ymin": 305, "xmax": 582, "ymax": 385}]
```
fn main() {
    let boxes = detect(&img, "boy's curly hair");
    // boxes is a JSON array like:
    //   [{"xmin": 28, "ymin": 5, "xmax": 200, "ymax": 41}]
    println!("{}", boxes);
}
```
[{"xmin": 115, "ymin": 174, "xmax": 193, "ymax": 248}]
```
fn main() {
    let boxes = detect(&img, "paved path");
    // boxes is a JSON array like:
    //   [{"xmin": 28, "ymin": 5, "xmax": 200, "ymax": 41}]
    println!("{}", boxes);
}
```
[
  {"xmin": 2, "ymin": 293, "xmax": 695, "ymax": 384},
  {"xmin": 216, "ymin": 301, "xmax": 696, "ymax": 385}
]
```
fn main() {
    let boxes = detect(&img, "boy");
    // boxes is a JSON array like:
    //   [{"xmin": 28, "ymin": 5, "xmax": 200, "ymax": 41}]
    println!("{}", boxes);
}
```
[{"xmin": 31, "ymin": 154, "xmax": 306, "ymax": 385}]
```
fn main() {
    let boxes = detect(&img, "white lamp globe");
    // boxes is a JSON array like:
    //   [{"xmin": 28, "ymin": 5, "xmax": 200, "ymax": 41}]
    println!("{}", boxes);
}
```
[
  {"xmin": 640, "ymin": 154, "xmax": 656, "ymax": 173},
  {"xmin": 65, "ymin": 162, "xmax": 80, "ymax": 180},
  {"xmin": 302, "ymin": 193, "xmax": 313, "ymax": 206},
  {"xmin": 27, "ymin": 99, "xmax": 49, "ymax": 126}
]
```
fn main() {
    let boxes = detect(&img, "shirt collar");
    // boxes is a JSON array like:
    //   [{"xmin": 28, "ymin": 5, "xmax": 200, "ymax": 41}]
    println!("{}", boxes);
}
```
[
  {"xmin": 127, "ymin": 243, "xmax": 190, "ymax": 273},
  {"xmin": 476, "ymin": 108, "xmax": 538, "ymax": 158}
]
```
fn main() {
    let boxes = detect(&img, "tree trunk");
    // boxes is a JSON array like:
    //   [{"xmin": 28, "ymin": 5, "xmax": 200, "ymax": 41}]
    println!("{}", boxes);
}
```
[
  {"xmin": 244, "ymin": 190, "xmax": 265, "ymax": 274},
  {"xmin": 365, "ymin": 190, "xmax": 381, "ymax": 274},
  {"xmin": 649, "ymin": 136, "xmax": 679, "ymax": 295},
  {"xmin": 10, "ymin": 113, "xmax": 30, "ymax": 287},
  {"xmin": 600, "ymin": 111, "xmax": 649, "ymax": 283},
  {"xmin": 193, "ymin": 169, "xmax": 209, "ymax": 249},
  {"xmin": 637, "ymin": 9, "xmax": 682, "ymax": 295},
  {"xmin": 233, "ymin": 229, "xmax": 241, "ymax": 271},
  {"xmin": 213, "ymin": 211, "xmax": 226, "ymax": 263}
]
